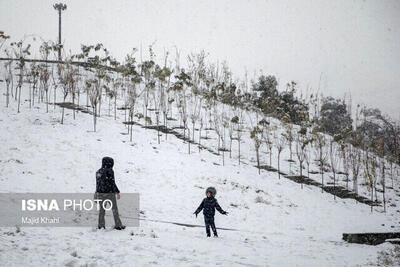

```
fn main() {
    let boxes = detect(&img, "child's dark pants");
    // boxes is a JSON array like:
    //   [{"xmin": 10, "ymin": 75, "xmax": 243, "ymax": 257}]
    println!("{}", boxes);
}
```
[{"xmin": 204, "ymin": 216, "xmax": 217, "ymax": 236}]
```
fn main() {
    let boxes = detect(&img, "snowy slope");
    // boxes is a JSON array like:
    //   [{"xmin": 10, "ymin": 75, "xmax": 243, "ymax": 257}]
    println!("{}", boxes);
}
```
[{"xmin": 0, "ymin": 85, "xmax": 398, "ymax": 266}]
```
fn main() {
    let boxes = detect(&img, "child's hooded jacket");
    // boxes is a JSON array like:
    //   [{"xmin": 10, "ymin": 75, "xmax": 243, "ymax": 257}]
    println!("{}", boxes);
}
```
[{"xmin": 194, "ymin": 187, "xmax": 226, "ymax": 217}]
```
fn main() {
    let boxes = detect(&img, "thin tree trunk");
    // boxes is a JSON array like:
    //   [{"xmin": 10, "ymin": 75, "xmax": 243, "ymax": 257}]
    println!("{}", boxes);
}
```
[
  {"xmin": 14, "ymin": 81, "xmax": 18, "ymax": 101},
  {"xmin": 93, "ymin": 106, "xmax": 97, "ymax": 132},
  {"xmin": 144, "ymin": 105, "xmax": 147, "ymax": 127},
  {"xmin": 353, "ymin": 175, "xmax": 358, "ymax": 195},
  {"xmin": 188, "ymin": 134, "xmax": 191, "ymax": 154},
  {"xmin": 77, "ymin": 91, "xmax": 80, "ymax": 109},
  {"xmin": 165, "ymin": 113, "xmax": 168, "ymax": 140},
  {"xmin": 86, "ymin": 88, "xmax": 89, "ymax": 111},
  {"xmin": 108, "ymin": 97, "xmax": 111, "ymax": 116},
  {"xmin": 333, "ymin": 172, "xmax": 336, "ymax": 200},
  {"xmin": 278, "ymin": 153, "xmax": 281, "ymax": 179},
  {"xmin": 238, "ymin": 137, "xmax": 241, "ymax": 165},
  {"xmin": 229, "ymin": 138, "xmax": 232, "ymax": 158},
  {"xmin": 269, "ymin": 148, "xmax": 272, "ymax": 166},
  {"xmin": 157, "ymin": 114, "xmax": 160, "ymax": 144},
  {"xmin": 217, "ymin": 136, "xmax": 220, "ymax": 155},
  {"xmin": 72, "ymin": 94, "xmax": 75, "ymax": 120},
  {"xmin": 29, "ymin": 83, "xmax": 32, "ymax": 109},
  {"xmin": 130, "ymin": 113, "xmax": 133, "ymax": 142},
  {"xmin": 390, "ymin": 162, "xmax": 393, "ymax": 188},
  {"xmin": 54, "ymin": 84, "xmax": 57, "ymax": 109},
  {"xmin": 114, "ymin": 97, "xmax": 117, "ymax": 120},
  {"xmin": 198, "ymin": 126, "xmax": 202, "ymax": 152},
  {"xmin": 300, "ymin": 162, "xmax": 303, "ymax": 189},
  {"xmin": 98, "ymin": 95, "xmax": 102, "ymax": 117},
  {"xmin": 192, "ymin": 122, "xmax": 195, "ymax": 142},
  {"xmin": 321, "ymin": 163, "xmax": 324, "ymax": 193},
  {"xmin": 371, "ymin": 188, "xmax": 373, "ymax": 213},
  {"xmin": 256, "ymin": 148, "xmax": 260, "ymax": 175},
  {"xmin": 17, "ymin": 84, "xmax": 22, "ymax": 113},
  {"xmin": 46, "ymin": 91, "xmax": 49, "ymax": 113},
  {"xmin": 61, "ymin": 107, "xmax": 65, "ymax": 124},
  {"xmin": 6, "ymin": 82, "xmax": 10, "ymax": 107},
  {"xmin": 382, "ymin": 161, "xmax": 386, "ymax": 213},
  {"xmin": 130, "ymin": 122, "xmax": 133, "ymax": 141},
  {"xmin": 32, "ymin": 84, "xmax": 35, "ymax": 107},
  {"xmin": 124, "ymin": 105, "xmax": 127, "ymax": 126}
]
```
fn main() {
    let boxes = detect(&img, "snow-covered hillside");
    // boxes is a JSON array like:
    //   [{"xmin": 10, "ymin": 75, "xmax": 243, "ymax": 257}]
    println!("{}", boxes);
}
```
[{"xmin": 0, "ymin": 82, "xmax": 399, "ymax": 266}]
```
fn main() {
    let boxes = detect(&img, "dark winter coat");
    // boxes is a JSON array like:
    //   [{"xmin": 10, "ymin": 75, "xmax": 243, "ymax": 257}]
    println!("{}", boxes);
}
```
[
  {"xmin": 195, "ymin": 196, "xmax": 226, "ymax": 217},
  {"xmin": 96, "ymin": 157, "xmax": 120, "ymax": 193}
]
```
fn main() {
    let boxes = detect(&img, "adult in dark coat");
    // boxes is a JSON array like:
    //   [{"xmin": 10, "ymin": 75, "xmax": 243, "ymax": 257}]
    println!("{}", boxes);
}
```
[{"xmin": 95, "ymin": 157, "xmax": 125, "ymax": 230}]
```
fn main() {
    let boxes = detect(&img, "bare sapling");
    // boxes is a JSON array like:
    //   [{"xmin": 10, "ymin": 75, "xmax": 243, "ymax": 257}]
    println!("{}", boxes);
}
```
[
  {"xmin": 4, "ymin": 57, "xmax": 13, "ymax": 108},
  {"xmin": 330, "ymin": 140, "xmax": 341, "ymax": 199},
  {"xmin": 250, "ymin": 123, "xmax": 264, "ymax": 175},
  {"xmin": 313, "ymin": 131, "xmax": 328, "ymax": 192},
  {"xmin": 296, "ymin": 127, "xmax": 310, "ymax": 189},
  {"xmin": 11, "ymin": 40, "xmax": 31, "ymax": 113},
  {"xmin": 364, "ymin": 150, "xmax": 378, "ymax": 213},
  {"xmin": 276, "ymin": 133, "xmax": 286, "ymax": 179}
]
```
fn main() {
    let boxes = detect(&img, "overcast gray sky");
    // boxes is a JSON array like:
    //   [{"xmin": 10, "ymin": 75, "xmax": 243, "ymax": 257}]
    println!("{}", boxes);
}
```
[{"xmin": 1, "ymin": 0, "xmax": 399, "ymax": 118}]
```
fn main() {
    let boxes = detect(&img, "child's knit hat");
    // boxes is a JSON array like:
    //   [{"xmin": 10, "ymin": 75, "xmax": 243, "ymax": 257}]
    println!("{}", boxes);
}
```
[{"xmin": 205, "ymin": 187, "xmax": 217, "ymax": 197}]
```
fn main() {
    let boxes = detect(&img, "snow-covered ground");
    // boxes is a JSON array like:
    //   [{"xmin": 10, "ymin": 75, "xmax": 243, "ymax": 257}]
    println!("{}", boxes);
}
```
[{"xmin": 0, "ymin": 83, "xmax": 399, "ymax": 266}]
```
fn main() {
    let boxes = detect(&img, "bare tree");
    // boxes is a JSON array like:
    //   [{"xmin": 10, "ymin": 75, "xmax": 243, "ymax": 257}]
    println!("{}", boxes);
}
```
[
  {"xmin": 275, "ymin": 133, "xmax": 286, "ymax": 179},
  {"xmin": 110, "ymin": 76, "xmax": 120, "ymax": 120},
  {"xmin": 172, "ymin": 70, "xmax": 191, "ymax": 149},
  {"xmin": 250, "ymin": 125, "xmax": 263, "ymax": 174},
  {"xmin": 189, "ymin": 93, "xmax": 202, "ymax": 146},
  {"xmin": 39, "ymin": 42, "xmax": 51, "ymax": 112},
  {"xmin": 264, "ymin": 128, "xmax": 274, "ymax": 167},
  {"xmin": 377, "ymin": 138, "xmax": 387, "ymax": 212},
  {"xmin": 296, "ymin": 127, "xmax": 311, "ymax": 189},
  {"xmin": 11, "ymin": 40, "xmax": 31, "ymax": 113},
  {"xmin": 181, "ymin": 91, "xmax": 189, "ymax": 152},
  {"xmin": 229, "ymin": 113, "xmax": 237, "ymax": 159},
  {"xmin": 283, "ymin": 122, "xmax": 295, "ymax": 174},
  {"xmin": 187, "ymin": 51, "xmax": 207, "ymax": 145},
  {"xmin": 234, "ymin": 109, "xmax": 245, "ymax": 165},
  {"xmin": 0, "ymin": 31, "xmax": 10, "ymax": 52},
  {"xmin": 59, "ymin": 64, "xmax": 68, "ymax": 124},
  {"xmin": 39, "ymin": 64, "xmax": 50, "ymax": 112},
  {"xmin": 127, "ymin": 84, "xmax": 138, "ymax": 142},
  {"xmin": 221, "ymin": 111, "xmax": 229, "ymax": 166},
  {"xmin": 387, "ymin": 155, "xmax": 395, "ymax": 188},
  {"xmin": 313, "ymin": 132, "xmax": 328, "ymax": 192},
  {"xmin": 213, "ymin": 107, "xmax": 223, "ymax": 155},
  {"xmin": 28, "ymin": 63, "xmax": 39, "ymax": 108},
  {"xmin": 330, "ymin": 141, "xmax": 341, "ymax": 199},
  {"xmin": 198, "ymin": 115, "xmax": 204, "ymax": 152},
  {"xmin": 304, "ymin": 138, "xmax": 313, "ymax": 179},
  {"xmin": 364, "ymin": 150, "xmax": 378, "ymax": 213},
  {"xmin": 141, "ymin": 50, "xmax": 156, "ymax": 127},
  {"xmin": 3, "ymin": 57, "xmax": 13, "ymax": 108},
  {"xmin": 155, "ymin": 64, "xmax": 172, "ymax": 141},
  {"xmin": 349, "ymin": 144, "xmax": 361, "ymax": 195},
  {"xmin": 88, "ymin": 78, "xmax": 101, "ymax": 132},
  {"xmin": 340, "ymin": 142, "xmax": 351, "ymax": 190}
]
